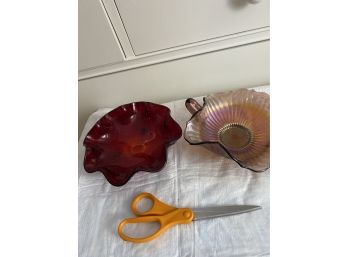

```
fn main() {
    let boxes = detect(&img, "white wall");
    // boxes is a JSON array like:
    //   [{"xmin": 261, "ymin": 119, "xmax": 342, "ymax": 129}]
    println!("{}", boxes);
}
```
[{"xmin": 78, "ymin": 40, "xmax": 269, "ymax": 136}]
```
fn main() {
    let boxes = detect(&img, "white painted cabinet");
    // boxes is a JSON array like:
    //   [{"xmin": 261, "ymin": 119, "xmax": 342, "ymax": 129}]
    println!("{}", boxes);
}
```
[
  {"xmin": 79, "ymin": 0, "xmax": 269, "ymax": 79},
  {"xmin": 113, "ymin": 0, "xmax": 269, "ymax": 54},
  {"xmin": 78, "ymin": 0, "xmax": 270, "ymax": 136},
  {"xmin": 78, "ymin": 0, "xmax": 124, "ymax": 71}
]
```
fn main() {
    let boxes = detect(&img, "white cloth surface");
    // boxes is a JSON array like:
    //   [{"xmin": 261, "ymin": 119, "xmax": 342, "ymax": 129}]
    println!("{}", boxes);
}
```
[{"xmin": 78, "ymin": 86, "xmax": 270, "ymax": 257}]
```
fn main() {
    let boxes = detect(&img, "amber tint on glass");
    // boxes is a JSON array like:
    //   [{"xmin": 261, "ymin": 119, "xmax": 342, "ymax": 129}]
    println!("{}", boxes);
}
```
[
  {"xmin": 184, "ymin": 89, "xmax": 270, "ymax": 172},
  {"xmin": 83, "ymin": 102, "xmax": 182, "ymax": 186}
]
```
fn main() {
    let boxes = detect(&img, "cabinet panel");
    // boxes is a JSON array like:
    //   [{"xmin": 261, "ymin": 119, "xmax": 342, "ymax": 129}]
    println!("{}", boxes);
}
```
[
  {"xmin": 114, "ymin": 0, "xmax": 269, "ymax": 55},
  {"xmin": 79, "ymin": 41, "xmax": 269, "ymax": 136},
  {"xmin": 79, "ymin": 0, "xmax": 124, "ymax": 71}
]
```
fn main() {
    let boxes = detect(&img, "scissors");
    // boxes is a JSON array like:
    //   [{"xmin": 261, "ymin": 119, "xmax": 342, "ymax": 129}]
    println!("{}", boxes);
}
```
[{"xmin": 118, "ymin": 192, "xmax": 261, "ymax": 243}]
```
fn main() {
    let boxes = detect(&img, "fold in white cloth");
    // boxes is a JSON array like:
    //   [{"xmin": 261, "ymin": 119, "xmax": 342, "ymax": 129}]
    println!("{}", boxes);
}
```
[{"xmin": 78, "ymin": 86, "xmax": 270, "ymax": 257}]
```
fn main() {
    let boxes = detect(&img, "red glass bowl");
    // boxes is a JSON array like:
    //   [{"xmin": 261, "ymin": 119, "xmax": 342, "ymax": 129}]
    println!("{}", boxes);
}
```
[{"xmin": 83, "ymin": 102, "xmax": 182, "ymax": 186}]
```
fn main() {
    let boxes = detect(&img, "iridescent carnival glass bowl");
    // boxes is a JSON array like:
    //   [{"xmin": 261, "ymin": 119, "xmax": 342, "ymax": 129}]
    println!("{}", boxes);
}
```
[
  {"xmin": 184, "ymin": 89, "xmax": 270, "ymax": 172},
  {"xmin": 83, "ymin": 102, "xmax": 182, "ymax": 186}
]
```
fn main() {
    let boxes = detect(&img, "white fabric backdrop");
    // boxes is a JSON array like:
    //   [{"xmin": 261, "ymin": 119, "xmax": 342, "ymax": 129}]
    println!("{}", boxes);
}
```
[{"xmin": 78, "ymin": 86, "xmax": 270, "ymax": 257}]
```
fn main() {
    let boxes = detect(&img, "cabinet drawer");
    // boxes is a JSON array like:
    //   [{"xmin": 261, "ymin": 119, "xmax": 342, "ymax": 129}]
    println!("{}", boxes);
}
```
[
  {"xmin": 79, "ymin": 0, "xmax": 124, "ymax": 71},
  {"xmin": 114, "ymin": 0, "xmax": 269, "ymax": 55}
]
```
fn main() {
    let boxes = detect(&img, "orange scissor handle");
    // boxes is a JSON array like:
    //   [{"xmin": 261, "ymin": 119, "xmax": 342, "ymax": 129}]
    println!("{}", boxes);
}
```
[
  {"xmin": 117, "ymin": 192, "xmax": 194, "ymax": 243},
  {"xmin": 130, "ymin": 192, "xmax": 176, "ymax": 216}
]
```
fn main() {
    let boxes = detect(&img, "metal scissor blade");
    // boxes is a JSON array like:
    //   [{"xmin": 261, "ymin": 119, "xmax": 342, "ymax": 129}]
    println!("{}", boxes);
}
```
[{"xmin": 192, "ymin": 205, "xmax": 261, "ymax": 221}]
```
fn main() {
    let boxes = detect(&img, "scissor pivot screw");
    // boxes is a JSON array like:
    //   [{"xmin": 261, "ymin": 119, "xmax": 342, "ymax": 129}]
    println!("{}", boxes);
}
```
[{"xmin": 183, "ymin": 211, "xmax": 192, "ymax": 218}]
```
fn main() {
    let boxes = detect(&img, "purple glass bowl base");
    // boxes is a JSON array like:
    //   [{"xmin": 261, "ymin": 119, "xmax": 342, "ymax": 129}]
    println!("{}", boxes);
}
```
[{"xmin": 184, "ymin": 89, "xmax": 270, "ymax": 172}]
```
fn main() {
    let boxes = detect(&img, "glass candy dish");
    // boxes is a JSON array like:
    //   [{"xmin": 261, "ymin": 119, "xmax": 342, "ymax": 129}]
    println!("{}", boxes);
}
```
[
  {"xmin": 184, "ymin": 89, "xmax": 269, "ymax": 172},
  {"xmin": 83, "ymin": 102, "xmax": 182, "ymax": 186}
]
